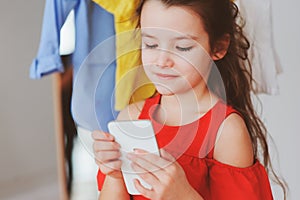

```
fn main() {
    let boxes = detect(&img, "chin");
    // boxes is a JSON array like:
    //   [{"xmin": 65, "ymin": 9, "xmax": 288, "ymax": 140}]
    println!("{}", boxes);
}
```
[{"xmin": 155, "ymin": 85, "xmax": 176, "ymax": 96}]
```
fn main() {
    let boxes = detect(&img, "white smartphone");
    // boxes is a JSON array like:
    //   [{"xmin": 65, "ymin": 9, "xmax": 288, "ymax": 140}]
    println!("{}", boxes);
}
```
[{"xmin": 107, "ymin": 120, "xmax": 160, "ymax": 195}]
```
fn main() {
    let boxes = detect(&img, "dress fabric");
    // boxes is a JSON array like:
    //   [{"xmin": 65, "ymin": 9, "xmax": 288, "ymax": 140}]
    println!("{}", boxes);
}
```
[
  {"xmin": 97, "ymin": 94, "xmax": 273, "ymax": 200},
  {"xmin": 30, "ymin": 0, "xmax": 154, "ymax": 131},
  {"xmin": 30, "ymin": 0, "xmax": 118, "ymax": 131},
  {"xmin": 92, "ymin": 0, "xmax": 156, "ymax": 110}
]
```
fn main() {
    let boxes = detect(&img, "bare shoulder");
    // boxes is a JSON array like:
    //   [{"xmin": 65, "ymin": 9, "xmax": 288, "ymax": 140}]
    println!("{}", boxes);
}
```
[
  {"xmin": 214, "ymin": 113, "xmax": 254, "ymax": 167},
  {"xmin": 116, "ymin": 100, "xmax": 146, "ymax": 120}
]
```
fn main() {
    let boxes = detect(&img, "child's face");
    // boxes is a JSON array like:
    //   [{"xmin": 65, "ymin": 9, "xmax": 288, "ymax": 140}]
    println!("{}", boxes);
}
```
[{"xmin": 140, "ymin": 0, "xmax": 214, "ymax": 96}]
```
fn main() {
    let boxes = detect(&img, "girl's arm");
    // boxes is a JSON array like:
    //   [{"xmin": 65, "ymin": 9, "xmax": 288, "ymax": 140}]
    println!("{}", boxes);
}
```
[
  {"xmin": 99, "ymin": 176, "xmax": 130, "ymax": 200},
  {"xmin": 98, "ymin": 101, "xmax": 145, "ymax": 199}
]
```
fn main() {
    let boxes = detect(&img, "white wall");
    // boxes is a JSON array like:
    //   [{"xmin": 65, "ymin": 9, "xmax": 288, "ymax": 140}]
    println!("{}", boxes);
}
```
[
  {"xmin": 0, "ymin": 0, "xmax": 59, "ymax": 199},
  {"xmin": 259, "ymin": 0, "xmax": 300, "ymax": 199}
]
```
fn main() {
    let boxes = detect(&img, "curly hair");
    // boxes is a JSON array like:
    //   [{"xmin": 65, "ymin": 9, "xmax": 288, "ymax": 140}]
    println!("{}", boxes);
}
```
[{"xmin": 136, "ymin": 0, "xmax": 287, "ymax": 198}]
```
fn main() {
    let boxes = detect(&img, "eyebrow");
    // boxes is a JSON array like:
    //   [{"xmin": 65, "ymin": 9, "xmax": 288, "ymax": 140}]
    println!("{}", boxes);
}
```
[
  {"xmin": 141, "ymin": 32, "xmax": 199, "ymax": 41},
  {"xmin": 141, "ymin": 33, "xmax": 156, "ymax": 39}
]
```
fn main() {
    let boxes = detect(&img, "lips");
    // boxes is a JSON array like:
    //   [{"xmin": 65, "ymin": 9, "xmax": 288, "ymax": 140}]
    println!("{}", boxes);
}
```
[{"xmin": 154, "ymin": 72, "xmax": 179, "ymax": 80}]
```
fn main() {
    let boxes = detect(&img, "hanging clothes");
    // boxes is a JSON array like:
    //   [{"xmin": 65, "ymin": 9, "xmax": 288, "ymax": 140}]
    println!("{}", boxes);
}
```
[
  {"xmin": 92, "ymin": 0, "xmax": 281, "ymax": 99},
  {"xmin": 92, "ymin": 0, "xmax": 156, "ymax": 110},
  {"xmin": 31, "ymin": 0, "xmax": 281, "ymax": 131},
  {"xmin": 236, "ymin": 0, "xmax": 282, "ymax": 94},
  {"xmin": 30, "ymin": 0, "xmax": 118, "ymax": 131}
]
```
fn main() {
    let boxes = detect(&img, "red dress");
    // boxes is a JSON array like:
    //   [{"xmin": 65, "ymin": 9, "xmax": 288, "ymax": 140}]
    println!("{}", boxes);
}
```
[{"xmin": 97, "ymin": 94, "xmax": 274, "ymax": 200}]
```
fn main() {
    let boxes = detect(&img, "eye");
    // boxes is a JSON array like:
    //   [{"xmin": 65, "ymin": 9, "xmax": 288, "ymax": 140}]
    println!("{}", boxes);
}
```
[
  {"xmin": 144, "ymin": 43, "xmax": 158, "ymax": 49},
  {"xmin": 176, "ymin": 46, "xmax": 193, "ymax": 52}
]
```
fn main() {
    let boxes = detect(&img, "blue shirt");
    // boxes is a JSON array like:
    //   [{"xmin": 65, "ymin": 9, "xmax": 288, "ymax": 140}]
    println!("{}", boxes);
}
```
[{"xmin": 30, "ymin": 0, "xmax": 119, "ymax": 131}]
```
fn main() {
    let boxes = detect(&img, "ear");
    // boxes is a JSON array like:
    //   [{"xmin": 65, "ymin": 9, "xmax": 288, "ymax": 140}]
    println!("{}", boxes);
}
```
[{"xmin": 211, "ymin": 34, "xmax": 230, "ymax": 61}]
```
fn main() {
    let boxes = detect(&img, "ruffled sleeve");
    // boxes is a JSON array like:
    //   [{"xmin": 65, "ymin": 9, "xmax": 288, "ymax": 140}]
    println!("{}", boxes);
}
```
[{"xmin": 205, "ymin": 158, "xmax": 273, "ymax": 200}]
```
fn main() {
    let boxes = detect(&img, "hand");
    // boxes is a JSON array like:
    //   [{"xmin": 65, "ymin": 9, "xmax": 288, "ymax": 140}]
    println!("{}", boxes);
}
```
[
  {"xmin": 127, "ymin": 149, "xmax": 202, "ymax": 200},
  {"xmin": 92, "ymin": 130, "xmax": 123, "ymax": 179}
]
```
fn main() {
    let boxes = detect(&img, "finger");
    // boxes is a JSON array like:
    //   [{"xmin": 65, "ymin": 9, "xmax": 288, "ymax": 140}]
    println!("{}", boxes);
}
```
[
  {"xmin": 94, "ymin": 150, "xmax": 121, "ymax": 163},
  {"xmin": 93, "ymin": 141, "xmax": 120, "ymax": 152},
  {"xmin": 128, "ymin": 152, "xmax": 161, "ymax": 173},
  {"xmin": 96, "ymin": 159, "xmax": 122, "ymax": 174},
  {"xmin": 128, "ymin": 153, "xmax": 170, "ymax": 183},
  {"xmin": 91, "ymin": 130, "xmax": 114, "ymax": 141},
  {"xmin": 130, "ymin": 149, "xmax": 171, "ymax": 170},
  {"xmin": 131, "ymin": 162, "xmax": 160, "ymax": 186},
  {"xmin": 160, "ymin": 149, "xmax": 176, "ymax": 162},
  {"xmin": 133, "ymin": 179, "xmax": 153, "ymax": 199}
]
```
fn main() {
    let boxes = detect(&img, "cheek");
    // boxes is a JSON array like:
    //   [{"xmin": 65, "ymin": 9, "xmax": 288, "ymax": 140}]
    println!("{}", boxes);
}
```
[
  {"xmin": 141, "ymin": 49, "xmax": 156, "ymax": 66},
  {"xmin": 173, "ymin": 53, "xmax": 200, "ymax": 75},
  {"xmin": 181, "ymin": 50, "xmax": 212, "ymax": 75},
  {"xmin": 141, "ymin": 51, "xmax": 153, "ymax": 77}
]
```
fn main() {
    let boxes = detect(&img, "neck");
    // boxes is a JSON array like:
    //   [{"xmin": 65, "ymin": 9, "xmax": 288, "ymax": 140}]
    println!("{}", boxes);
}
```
[{"xmin": 157, "ymin": 86, "xmax": 217, "ymax": 126}]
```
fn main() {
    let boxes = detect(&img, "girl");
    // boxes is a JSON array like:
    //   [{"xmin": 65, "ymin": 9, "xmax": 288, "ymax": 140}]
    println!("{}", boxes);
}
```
[{"xmin": 92, "ymin": 0, "xmax": 286, "ymax": 199}]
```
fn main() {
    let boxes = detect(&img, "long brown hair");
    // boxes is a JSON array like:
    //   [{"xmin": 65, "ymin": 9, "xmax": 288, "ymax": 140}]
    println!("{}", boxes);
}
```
[{"xmin": 136, "ymin": 0, "xmax": 287, "ymax": 198}]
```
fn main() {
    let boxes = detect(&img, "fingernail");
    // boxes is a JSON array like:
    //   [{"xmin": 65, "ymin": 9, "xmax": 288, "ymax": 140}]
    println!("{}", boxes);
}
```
[
  {"xmin": 105, "ymin": 133, "xmax": 113, "ymax": 139},
  {"xmin": 133, "ymin": 148, "xmax": 145, "ymax": 153}
]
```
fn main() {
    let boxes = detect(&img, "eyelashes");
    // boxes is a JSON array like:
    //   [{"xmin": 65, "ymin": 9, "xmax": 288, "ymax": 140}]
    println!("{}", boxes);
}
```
[
  {"xmin": 144, "ymin": 43, "xmax": 158, "ymax": 49},
  {"xmin": 143, "ymin": 43, "xmax": 193, "ymax": 52},
  {"xmin": 175, "ymin": 46, "xmax": 193, "ymax": 52}
]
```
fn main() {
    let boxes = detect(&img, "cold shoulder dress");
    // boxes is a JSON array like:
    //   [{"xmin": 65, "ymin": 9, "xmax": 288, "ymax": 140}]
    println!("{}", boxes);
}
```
[{"xmin": 97, "ymin": 94, "xmax": 273, "ymax": 200}]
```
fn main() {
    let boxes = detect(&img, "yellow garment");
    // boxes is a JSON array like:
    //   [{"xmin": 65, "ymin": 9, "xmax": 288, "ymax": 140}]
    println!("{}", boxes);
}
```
[{"xmin": 93, "ymin": 0, "xmax": 155, "ymax": 110}]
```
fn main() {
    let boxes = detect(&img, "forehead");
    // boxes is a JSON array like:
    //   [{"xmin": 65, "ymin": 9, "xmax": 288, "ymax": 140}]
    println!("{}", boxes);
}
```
[{"xmin": 140, "ymin": 0, "xmax": 206, "ymax": 37}]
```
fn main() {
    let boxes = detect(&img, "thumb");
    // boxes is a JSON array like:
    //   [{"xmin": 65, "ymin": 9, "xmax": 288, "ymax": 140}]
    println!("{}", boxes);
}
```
[{"xmin": 160, "ymin": 149, "xmax": 175, "ymax": 162}]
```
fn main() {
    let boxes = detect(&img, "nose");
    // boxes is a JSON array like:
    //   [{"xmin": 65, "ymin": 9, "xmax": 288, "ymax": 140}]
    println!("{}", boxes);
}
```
[{"xmin": 156, "ymin": 49, "xmax": 174, "ymax": 68}]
